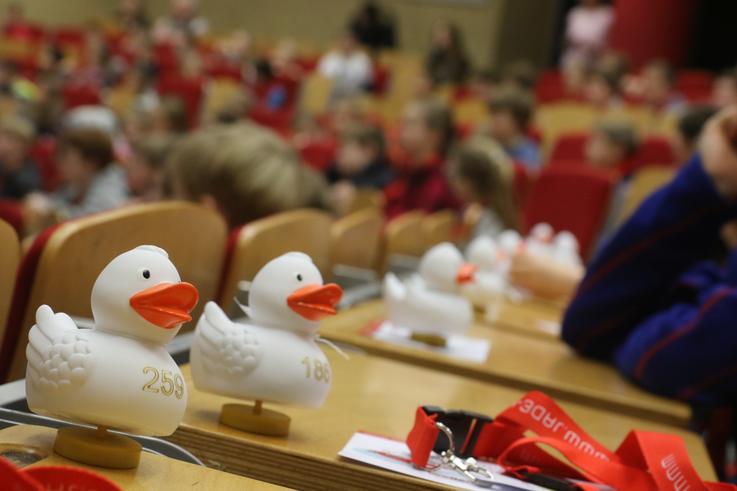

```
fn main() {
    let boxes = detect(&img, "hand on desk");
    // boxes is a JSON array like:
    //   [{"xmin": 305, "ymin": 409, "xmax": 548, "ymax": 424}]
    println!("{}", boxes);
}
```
[{"xmin": 508, "ymin": 249, "xmax": 584, "ymax": 301}]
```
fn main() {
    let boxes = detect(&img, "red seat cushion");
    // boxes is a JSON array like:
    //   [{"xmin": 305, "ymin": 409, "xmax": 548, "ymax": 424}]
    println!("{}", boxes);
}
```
[
  {"xmin": 295, "ymin": 137, "xmax": 337, "ymax": 171},
  {"xmin": 215, "ymin": 225, "xmax": 244, "ymax": 305},
  {"xmin": 29, "ymin": 136, "xmax": 59, "ymax": 192},
  {"xmin": 523, "ymin": 166, "xmax": 616, "ymax": 257},
  {"xmin": 0, "ymin": 224, "xmax": 60, "ymax": 382},
  {"xmin": 549, "ymin": 132, "xmax": 589, "ymax": 164}
]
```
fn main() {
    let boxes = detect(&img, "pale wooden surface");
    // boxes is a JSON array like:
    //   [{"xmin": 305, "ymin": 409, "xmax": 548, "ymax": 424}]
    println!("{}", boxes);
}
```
[
  {"xmin": 319, "ymin": 301, "xmax": 692, "ymax": 427},
  {"xmin": 0, "ymin": 219, "xmax": 19, "ymax": 345},
  {"xmin": 330, "ymin": 209, "xmax": 383, "ymax": 271},
  {"xmin": 422, "ymin": 210, "xmax": 457, "ymax": 247},
  {"xmin": 8, "ymin": 202, "xmax": 228, "ymax": 381},
  {"xmin": 616, "ymin": 166, "xmax": 676, "ymax": 225},
  {"xmin": 0, "ymin": 425, "xmax": 283, "ymax": 490},
  {"xmin": 172, "ymin": 351, "xmax": 714, "ymax": 491},
  {"xmin": 218, "ymin": 209, "xmax": 333, "ymax": 308},
  {"xmin": 482, "ymin": 296, "xmax": 564, "ymax": 341}
]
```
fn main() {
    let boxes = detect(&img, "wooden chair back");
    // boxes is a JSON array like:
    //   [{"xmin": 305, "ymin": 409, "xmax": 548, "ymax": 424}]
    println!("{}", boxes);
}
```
[
  {"xmin": 299, "ymin": 75, "xmax": 333, "ymax": 115},
  {"xmin": 218, "ymin": 209, "xmax": 333, "ymax": 309},
  {"xmin": 381, "ymin": 211, "xmax": 426, "ymax": 270},
  {"xmin": 4, "ymin": 202, "xmax": 227, "ymax": 381},
  {"xmin": 330, "ymin": 209, "xmax": 383, "ymax": 271},
  {"xmin": 616, "ymin": 166, "xmax": 676, "ymax": 225},
  {"xmin": 347, "ymin": 188, "xmax": 384, "ymax": 216},
  {"xmin": 423, "ymin": 210, "xmax": 458, "ymax": 247},
  {"xmin": 0, "ymin": 219, "xmax": 19, "ymax": 349}
]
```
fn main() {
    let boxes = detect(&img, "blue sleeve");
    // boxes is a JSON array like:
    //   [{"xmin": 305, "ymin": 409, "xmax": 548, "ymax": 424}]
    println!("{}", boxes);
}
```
[{"xmin": 561, "ymin": 155, "xmax": 737, "ymax": 360}]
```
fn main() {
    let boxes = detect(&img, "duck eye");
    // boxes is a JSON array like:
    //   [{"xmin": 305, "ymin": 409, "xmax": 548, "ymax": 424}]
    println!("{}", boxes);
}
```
[
  {"xmin": 142, "ymin": 269, "xmax": 151, "ymax": 279},
  {"xmin": 296, "ymin": 273, "xmax": 303, "ymax": 282}
]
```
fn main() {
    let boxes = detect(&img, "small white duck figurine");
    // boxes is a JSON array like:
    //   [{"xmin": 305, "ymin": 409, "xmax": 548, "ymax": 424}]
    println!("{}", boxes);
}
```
[
  {"xmin": 526, "ymin": 222, "xmax": 555, "ymax": 258},
  {"xmin": 383, "ymin": 243, "xmax": 475, "ymax": 341},
  {"xmin": 25, "ymin": 245, "xmax": 198, "ymax": 467},
  {"xmin": 552, "ymin": 231, "xmax": 583, "ymax": 268},
  {"xmin": 462, "ymin": 236, "xmax": 509, "ymax": 305},
  {"xmin": 190, "ymin": 252, "xmax": 343, "ymax": 426}
]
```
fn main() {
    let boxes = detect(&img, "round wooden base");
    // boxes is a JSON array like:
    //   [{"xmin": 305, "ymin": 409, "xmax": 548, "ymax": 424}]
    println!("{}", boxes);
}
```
[
  {"xmin": 410, "ymin": 332, "xmax": 448, "ymax": 347},
  {"xmin": 53, "ymin": 427, "xmax": 141, "ymax": 469},
  {"xmin": 219, "ymin": 403, "xmax": 291, "ymax": 437}
]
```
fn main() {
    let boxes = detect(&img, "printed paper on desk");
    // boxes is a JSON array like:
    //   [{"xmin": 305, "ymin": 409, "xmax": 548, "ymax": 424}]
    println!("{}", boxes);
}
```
[
  {"xmin": 338, "ymin": 431, "xmax": 545, "ymax": 491},
  {"xmin": 371, "ymin": 321, "xmax": 491, "ymax": 363}
]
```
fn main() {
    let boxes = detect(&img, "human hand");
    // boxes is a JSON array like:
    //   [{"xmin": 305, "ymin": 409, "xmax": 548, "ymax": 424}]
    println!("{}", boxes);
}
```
[{"xmin": 700, "ymin": 106, "xmax": 737, "ymax": 199}]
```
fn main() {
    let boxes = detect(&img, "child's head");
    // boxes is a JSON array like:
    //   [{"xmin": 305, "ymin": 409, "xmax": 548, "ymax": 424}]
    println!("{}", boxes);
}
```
[
  {"xmin": 0, "ymin": 116, "xmax": 34, "ymax": 170},
  {"xmin": 641, "ymin": 59, "xmax": 675, "ymax": 107},
  {"xmin": 501, "ymin": 60, "xmax": 536, "ymax": 92},
  {"xmin": 672, "ymin": 105, "xmax": 717, "ymax": 164},
  {"xmin": 487, "ymin": 88, "xmax": 534, "ymax": 145},
  {"xmin": 431, "ymin": 21, "xmax": 463, "ymax": 53},
  {"xmin": 57, "ymin": 127, "xmax": 114, "ymax": 188},
  {"xmin": 153, "ymin": 95, "xmax": 189, "ymax": 135},
  {"xmin": 585, "ymin": 121, "xmax": 639, "ymax": 168},
  {"xmin": 336, "ymin": 123, "xmax": 385, "ymax": 177},
  {"xmin": 127, "ymin": 134, "xmax": 177, "ymax": 198},
  {"xmin": 712, "ymin": 68, "xmax": 737, "ymax": 108},
  {"xmin": 584, "ymin": 68, "xmax": 620, "ymax": 108},
  {"xmin": 166, "ymin": 122, "xmax": 329, "ymax": 228},
  {"xmin": 400, "ymin": 98, "xmax": 454, "ymax": 162},
  {"xmin": 470, "ymin": 68, "xmax": 499, "ymax": 101},
  {"xmin": 447, "ymin": 136, "xmax": 518, "ymax": 230}
]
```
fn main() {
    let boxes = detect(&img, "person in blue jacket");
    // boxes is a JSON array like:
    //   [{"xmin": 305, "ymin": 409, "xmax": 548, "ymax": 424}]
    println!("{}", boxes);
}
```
[{"xmin": 562, "ymin": 107, "xmax": 737, "ymax": 408}]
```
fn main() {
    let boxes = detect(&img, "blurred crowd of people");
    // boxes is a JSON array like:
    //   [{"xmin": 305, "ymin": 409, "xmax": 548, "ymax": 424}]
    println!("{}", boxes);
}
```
[{"xmin": 0, "ymin": 0, "xmax": 731, "ymax": 252}]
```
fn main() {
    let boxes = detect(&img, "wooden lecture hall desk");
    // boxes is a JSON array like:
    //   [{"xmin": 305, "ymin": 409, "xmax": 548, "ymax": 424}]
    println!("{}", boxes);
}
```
[
  {"xmin": 318, "ymin": 301, "xmax": 692, "ymax": 428},
  {"xmin": 170, "ymin": 350, "xmax": 715, "ymax": 491},
  {"xmin": 483, "ymin": 296, "xmax": 565, "ymax": 341},
  {"xmin": 0, "ymin": 425, "xmax": 283, "ymax": 490}
]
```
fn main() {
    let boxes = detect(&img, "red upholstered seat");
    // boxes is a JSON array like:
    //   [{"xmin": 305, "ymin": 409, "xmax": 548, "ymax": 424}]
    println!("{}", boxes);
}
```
[
  {"xmin": 676, "ymin": 70, "xmax": 714, "ymax": 102},
  {"xmin": 0, "ymin": 224, "xmax": 60, "ymax": 382},
  {"xmin": 62, "ymin": 82, "xmax": 102, "ymax": 110},
  {"xmin": 535, "ymin": 70, "xmax": 567, "ymax": 103},
  {"xmin": 157, "ymin": 75, "xmax": 205, "ymax": 129},
  {"xmin": 523, "ymin": 166, "xmax": 616, "ymax": 257},
  {"xmin": 295, "ymin": 137, "xmax": 337, "ymax": 171},
  {"xmin": 638, "ymin": 135, "xmax": 676, "ymax": 166},
  {"xmin": 29, "ymin": 136, "xmax": 59, "ymax": 192},
  {"xmin": 0, "ymin": 200, "xmax": 24, "ymax": 236},
  {"xmin": 549, "ymin": 132, "xmax": 589, "ymax": 164},
  {"xmin": 511, "ymin": 162, "xmax": 536, "ymax": 209}
]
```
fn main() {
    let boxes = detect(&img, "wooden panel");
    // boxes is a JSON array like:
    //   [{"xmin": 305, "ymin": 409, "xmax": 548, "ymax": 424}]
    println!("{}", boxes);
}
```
[
  {"xmin": 381, "ymin": 211, "xmax": 426, "ymax": 271},
  {"xmin": 0, "ymin": 425, "xmax": 283, "ymax": 490},
  {"xmin": 8, "ymin": 202, "xmax": 228, "ymax": 381},
  {"xmin": 422, "ymin": 210, "xmax": 457, "ymax": 247},
  {"xmin": 0, "ymin": 219, "xmax": 19, "ymax": 343},
  {"xmin": 330, "ymin": 209, "xmax": 383, "ymax": 271},
  {"xmin": 171, "ymin": 351, "xmax": 714, "ymax": 490},
  {"xmin": 319, "ymin": 302, "xmax": 692, "ymax": 427}
]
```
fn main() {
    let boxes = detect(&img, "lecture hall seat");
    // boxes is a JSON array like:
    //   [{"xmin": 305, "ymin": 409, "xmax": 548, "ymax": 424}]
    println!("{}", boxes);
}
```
[
  {"xmin": 330, "ymin": 208, "xmax": 383, "ymax": 271},
  {"xmin": 548, "ymin": 132, "xmax": 589, "ymax": 163},
  {"xmin": 523, "ymin": 166, "xmax": 617, "ymax": 258},
  {"xmin": 0, "ymin": 202, "xmax": 227, "ymax": 382},
  {"xmin": 216, "ymin": 209, "xmax": 333, "ymax": 313},
  {"xmin": 0, "ymin": 219, "xmax": 20, "ymax": 352}
]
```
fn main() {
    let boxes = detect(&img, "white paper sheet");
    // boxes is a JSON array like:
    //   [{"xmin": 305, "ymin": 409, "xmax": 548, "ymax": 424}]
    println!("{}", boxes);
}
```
[
  {"xmin": 369, "ymin": 321, "xmax": 491, "ymax": 363},
  {"xmin": 338, "ymin": 431, "xmax": 547, "ymax": 491}
]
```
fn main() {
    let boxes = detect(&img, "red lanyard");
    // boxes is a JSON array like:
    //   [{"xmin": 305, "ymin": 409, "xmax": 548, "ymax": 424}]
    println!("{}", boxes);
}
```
[{"xmin": 407, "ymin": 390, "xmax": 736, "ymax": 491}]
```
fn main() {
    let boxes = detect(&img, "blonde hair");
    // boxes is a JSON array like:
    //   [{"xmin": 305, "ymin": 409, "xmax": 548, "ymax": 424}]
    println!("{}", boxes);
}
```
[
  {"xmin": 166, "ymin": 122, "xmax": 329, "ymax": 228},
  {"xmin": 447, "ymin": 136, "xmax": 519, "ymax": 230}
]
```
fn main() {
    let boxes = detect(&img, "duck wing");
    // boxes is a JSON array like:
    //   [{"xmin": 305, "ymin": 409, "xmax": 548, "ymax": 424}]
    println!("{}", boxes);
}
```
[
  {"xmin": 195, "ymin": 301, "xmax": 262, "ymax": 377},
  {"xmin": 26, "ymin": 305, "xmax": 94, "ymax": 392}
]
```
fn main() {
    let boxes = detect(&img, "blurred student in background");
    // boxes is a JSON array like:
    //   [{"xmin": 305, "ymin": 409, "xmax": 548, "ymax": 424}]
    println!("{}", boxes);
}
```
[
  {"xmin": 0, "ymin": 116, "xmax": 39, "ymax": 200},
  {"xmin": 447, "ymin": 136, "xmax": 518, "ymax": 239},
  {"xmin": 125, "ymin": 134, "xmax": 177, "ymax": 203},
  {"xmin": 153, "ymin": 0, "xmax": 209, "ymax": 46},
  {"xmin": 349, "ymin": 1, "xmax": 396, "ymax": 52},
  {"xmin": 712, "ymin": 68, "xmax": 737, "ymax": 109},
  {"xmin": 637, "ymin": 60, "xmax": 686, "ymax": 115},
  {"xmin": 584, "ymin": 67, "xmax": 623, "ymax": 110},
  {"xmin": 327, "ymin": 123, "xmax": 393, "ymax": 216},
  {"xmin": 318, "ymin": 30, "xmax": 373, "ymax": 103},
  {"xmin": 486, "ymin": 88, "xmax": 540, "ymax": 170},
  {"xmin": 425, "ymin": 21, "xmax": 470, "ymax": 85},
  {"xmin": 561, "ymin": 0, "xmax": 614, "ymax": 71},
  {"xmin": 384, "ymin": 98, "xmax": 459, "ymax": 218},
  {"xmin": 671, "ymin": 105, "xmax": 718, "ymax": 164},
  {"xmin": 24, "ymin": 127, "xmax": 128, "ymax": 231},
  {"xmin": 585, "ymin": 121, "xmax": 639, "ymax": 169},
  {"xmin": 166, "ymin": 122, "xmax": 329, "ymax": 229}
]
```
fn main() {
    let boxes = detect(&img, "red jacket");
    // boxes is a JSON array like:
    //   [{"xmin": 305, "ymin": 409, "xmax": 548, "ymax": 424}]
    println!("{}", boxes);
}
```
[{"xmin": 384, "ymin": 155, "xmax": 459, "ymax": 219}]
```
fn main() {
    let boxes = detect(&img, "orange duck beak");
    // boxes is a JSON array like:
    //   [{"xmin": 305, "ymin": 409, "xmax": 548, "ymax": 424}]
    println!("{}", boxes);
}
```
[
  {"xmin": 130, "ymin": 282, "xmax": 199, "ymax": 329},
  {"xmin": 287, "ymin": 283, "xmax": 343, "ymax": 321},
  {"xmin": 456, "ymin": 263, "xmax": 477, "ymax": 284}
]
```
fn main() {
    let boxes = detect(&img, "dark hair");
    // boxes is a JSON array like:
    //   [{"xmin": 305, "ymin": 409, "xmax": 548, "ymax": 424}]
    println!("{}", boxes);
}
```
[
  {"xmin": 488, "ymin": 88, "xmax": 535, "ymax": 130},
  {"xmin": 340, "ymin": 123, "xmax": 386, "ymax": 156},
  {"xmin": 416, "ymin": 98, "xmax": 456, "ymax": 156},
  {"xmin": 59, "ymin": 127, "xmax": 113, "ymax": 169},
  {"xmin": 133, "ymin": 135, "xmax": 178, "ymax": 170},
  {"xmin": 594, "ymin": 121, "xmax": 639, "ymax": 158},
  {"xmin": 677, "ymin": 105, "xmax": 717, "ymax": 145},
  {"xmin": 645, "ymin": 59, "xmax": 675, "ymax": 85},
  {"xmin": 502, "ymin": 60, "xmax": 537, "ymax": 90},
  {"xmin": 160, "ymin": 95, "xmax": 189, "ymax": 134}
]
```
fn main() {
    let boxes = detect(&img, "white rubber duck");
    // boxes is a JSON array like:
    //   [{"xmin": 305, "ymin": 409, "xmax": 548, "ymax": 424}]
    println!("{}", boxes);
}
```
[
  {"xmin": 526, "ymin": 222, "xmax": 555, "ymax": 258},
  {"xmin": 190, "ymin": 252, "xmax": 343, "ymax": 408},
  {"xmin": 462, "ymin": 236, "xmax": 509, "ymax": 305},
  {"xmin": 552, "ymin": 231, "xmax": 583, "ymax": 268},
  {"xmin": 25, "ymin": 246, "xmax": 199, "ymax": 436},
  {"xmin": 384, "ymin": 242, "xmax": 475, "ymax": 338}
]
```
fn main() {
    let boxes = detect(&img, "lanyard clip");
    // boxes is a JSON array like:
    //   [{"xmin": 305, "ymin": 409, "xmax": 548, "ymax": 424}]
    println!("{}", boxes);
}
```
[{"xmin": 436, "ymin": 422, "xmax": 496, "ymax": 488}]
